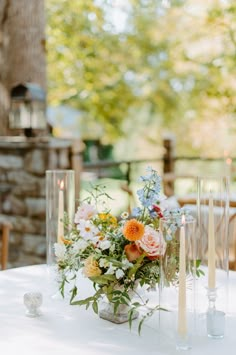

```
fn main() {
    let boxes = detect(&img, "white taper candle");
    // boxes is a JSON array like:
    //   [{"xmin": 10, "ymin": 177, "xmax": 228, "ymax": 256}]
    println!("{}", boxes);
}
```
[
  {"xmin": 208, "ymin": 192, "xmax": 216, "ymax": 289},
  {"xmin": 178, "ymin": 215, "xmax": 187, "ymax": 337}
]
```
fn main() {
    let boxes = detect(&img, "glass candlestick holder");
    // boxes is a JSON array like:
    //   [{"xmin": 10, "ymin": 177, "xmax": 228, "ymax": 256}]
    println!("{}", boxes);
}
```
[
  {"xmin": 176, "ymin": 333, "xmax": 191, "ymax": 351},
  {"xmin": 206, "ymin": 288, "xmax": 225, "ymax": 339}
]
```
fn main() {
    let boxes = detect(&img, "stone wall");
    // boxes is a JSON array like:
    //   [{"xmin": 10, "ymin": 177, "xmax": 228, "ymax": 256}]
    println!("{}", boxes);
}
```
[{"xmin": 0, "ymin": 136, "xmax": 77, "ymax": 268}]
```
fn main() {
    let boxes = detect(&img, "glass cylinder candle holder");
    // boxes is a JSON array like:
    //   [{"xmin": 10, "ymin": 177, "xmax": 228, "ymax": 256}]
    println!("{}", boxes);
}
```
[
  {"xmin": 196, "ymin": 176, "xmax": 229, "ymax": 338},
  {"xmin": 46, "ymin": 170, "xmax": 75, "ymax": 296},
  {"xmin": 159, "ymin": 216, "xmax": 197, "ymax": 350}
]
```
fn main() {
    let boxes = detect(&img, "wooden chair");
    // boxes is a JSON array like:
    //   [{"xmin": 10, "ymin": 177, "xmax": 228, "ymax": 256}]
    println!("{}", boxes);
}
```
[{"xmin": 0, "ymin": 222, "xmax": 11, "ymax": 270}]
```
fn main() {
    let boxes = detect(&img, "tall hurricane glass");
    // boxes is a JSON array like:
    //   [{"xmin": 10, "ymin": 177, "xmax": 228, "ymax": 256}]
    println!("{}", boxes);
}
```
[
  {"xmin": 46, "ymin": 170, "xmax": 75, "ymax": 297},
  {"xmin": 196, "ymin": 176, "xmax": 229, "ymax": 339}
]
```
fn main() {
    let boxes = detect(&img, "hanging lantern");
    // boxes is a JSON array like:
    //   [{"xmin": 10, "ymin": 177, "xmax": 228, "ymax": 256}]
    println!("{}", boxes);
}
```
[{"xmin": 9, "ymin": 83, "xmax": 46, "ymax": 137}]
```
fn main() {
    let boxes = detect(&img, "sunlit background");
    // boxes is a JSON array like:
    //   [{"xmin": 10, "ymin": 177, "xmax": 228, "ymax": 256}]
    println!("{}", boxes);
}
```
[{"xmin": 45, "ymin": 0, "xmax": 236, "ymax": 213}]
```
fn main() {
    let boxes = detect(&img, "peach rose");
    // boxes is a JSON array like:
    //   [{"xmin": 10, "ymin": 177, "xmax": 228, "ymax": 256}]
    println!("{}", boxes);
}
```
[
  {"xmin": 83, "ymin": 255, "xmax": 102, "ymax": 277},
  {"xmin": 136, "ymin": 225, "xmax": 166, "ymax": 260}
]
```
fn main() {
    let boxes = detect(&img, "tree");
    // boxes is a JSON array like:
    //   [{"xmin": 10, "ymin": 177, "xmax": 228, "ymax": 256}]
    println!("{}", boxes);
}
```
[
  {"xmin": 46, "ymin": 0, "xmax": 183, "ymax": 141},
  {"xmin": 0, "ymin": 0, "xmax": 46, "ymax": 135},
  {"xmin": 46, "ymin": 0, "xmax": 236, "ymax": 156}
]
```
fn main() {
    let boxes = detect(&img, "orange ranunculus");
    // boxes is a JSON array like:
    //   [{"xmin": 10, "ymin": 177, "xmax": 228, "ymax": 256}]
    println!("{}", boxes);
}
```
[
  {"xmin": 124, "ymin": 244, "xmax": 143, "ymax": 261},
  {"xmin": 123, "ymin": 219, "xmax": 145, "ymax": 241}
]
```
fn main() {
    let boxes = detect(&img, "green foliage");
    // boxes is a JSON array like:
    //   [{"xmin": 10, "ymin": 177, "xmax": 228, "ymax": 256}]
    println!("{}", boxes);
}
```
[
  {"xmin": 46, "ymin": 0, "xmax": 236, "ymax": 156},
  {"xmin": 45, "ymin": 0, "xmax": 187, "ymax": 141}
]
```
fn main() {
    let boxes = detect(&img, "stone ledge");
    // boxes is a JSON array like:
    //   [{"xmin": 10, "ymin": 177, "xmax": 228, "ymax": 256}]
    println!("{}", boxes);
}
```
[{"xmin": 0, "ymin": 136, "xmax": 74, "ymax": 149}]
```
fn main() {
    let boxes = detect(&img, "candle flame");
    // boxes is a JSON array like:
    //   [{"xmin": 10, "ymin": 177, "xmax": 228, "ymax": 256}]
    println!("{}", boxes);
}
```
[
  {"xmin": 226, "ymin": 157, "xmax": 232, "ymax": 166},
  {"xmin": 58, "ymin": 179, "xmax": 64, "ymax": 190},
  {"xmin": 181, "ymin": 214, "xmax": 185, "ymax": 225}
]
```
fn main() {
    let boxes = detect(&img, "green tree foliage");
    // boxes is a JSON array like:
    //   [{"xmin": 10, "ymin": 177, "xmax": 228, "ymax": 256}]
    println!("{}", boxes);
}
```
[
  {"xmin": 46, "ymin": 0, "xmax": 184, "ymax": 140},
  {"xmin": 46, "ymin": 0, "xmax": 236, "ymax": 155}
]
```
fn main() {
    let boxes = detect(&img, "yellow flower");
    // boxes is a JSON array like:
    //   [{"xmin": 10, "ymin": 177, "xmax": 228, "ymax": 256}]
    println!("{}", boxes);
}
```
[
  {"xmin": 83, "ymin": 256, "xmax": 102, "ymax": 278},
  {"xmin": 98, "ymin": 213, "xmax": 117, "ymax": 226},
  {"xmin": 123, "ymin": 219, "xmax": 145, "ymax": 241}
]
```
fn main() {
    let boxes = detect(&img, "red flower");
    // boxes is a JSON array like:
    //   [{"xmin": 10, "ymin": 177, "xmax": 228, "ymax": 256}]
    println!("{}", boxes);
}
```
[{"xmin": 152, "ymin": 204, "xmax": 164, "ymax": 218}]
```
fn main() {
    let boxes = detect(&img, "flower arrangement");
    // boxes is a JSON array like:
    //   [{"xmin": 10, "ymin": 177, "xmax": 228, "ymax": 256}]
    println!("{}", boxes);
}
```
[{"xmin": 55, "ymin": 167, "xmax": 196, "ymax": 331}]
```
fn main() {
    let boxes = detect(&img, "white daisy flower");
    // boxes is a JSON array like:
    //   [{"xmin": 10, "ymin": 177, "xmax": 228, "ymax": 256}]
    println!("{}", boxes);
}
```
[
  {"xmin": 121, "ymin": 211, "xmax": 129, "ymax": 219},
  {"xmin": 77, "ymin": 219, "xmax": 99, "ymax": 240},
  {"xmin": 74, "ymin": 203, "xmax": 97, "ymax": 222}
]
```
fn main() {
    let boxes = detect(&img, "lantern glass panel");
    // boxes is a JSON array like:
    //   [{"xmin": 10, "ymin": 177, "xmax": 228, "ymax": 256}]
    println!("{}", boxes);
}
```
[
  {"xmin": 31, "ymin": 101, "xmax": 46, "ymax": 129},
  {"xmin": 9, "ymin": 101, "xmax": 31, "ymax": 129}
]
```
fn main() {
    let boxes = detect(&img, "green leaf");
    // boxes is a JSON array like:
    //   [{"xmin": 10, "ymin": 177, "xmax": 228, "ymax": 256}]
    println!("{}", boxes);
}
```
[
  {"xmin": 196, "ymin": 259, "xmax": 202, "ymax": 268},
  {"xmin": 128, "ymin": 308, "xmax": 134, "ymax": 330},
  {"xmin": 92, "ymin": 301, "xmax": 98, "ymax": 314},
  {"xmin": 69, "ymin": 286, "xmax": 77, "ymax": 303},
  {"xmin": 114, "ymin": 302, "xmax": 120, "ymax": 315},
  {"xmin": 138, "ymin": 317, "xmax": 146, "ymax": 336},
  {"xmin": 70, "ymin": 296, "xmax": 94, "ymax": 306},
  {"xmin": 128, "ymin": 254, "xmax": 146, "ymax": 278},
  {"xmin": 120, "ymin": 297, "xmax": 129, "ymax": 306},
  {"xmin": 89, "ymin": 274, "xmax": 116, "ymax": 285},
  {"xmin": 122, "ymin": 291, "xmax": 131, "ymax": 301}
]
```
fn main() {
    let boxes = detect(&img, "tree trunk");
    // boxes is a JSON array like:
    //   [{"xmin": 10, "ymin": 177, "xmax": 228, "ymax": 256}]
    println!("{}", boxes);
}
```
[{"xmin": 0, "ymin": 0, "xmax": 46, "ymax": 135}]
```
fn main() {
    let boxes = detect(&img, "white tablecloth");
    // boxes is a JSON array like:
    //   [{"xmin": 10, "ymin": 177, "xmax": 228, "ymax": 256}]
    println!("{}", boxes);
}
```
[{"xmin": 0, "ymin": 265, "xmax": 236, "ymax": 355}]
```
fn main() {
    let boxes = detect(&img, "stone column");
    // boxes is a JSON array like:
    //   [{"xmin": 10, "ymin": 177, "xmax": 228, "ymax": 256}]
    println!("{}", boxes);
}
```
[{"xmin": 0, "ymin": 137, "xmax": 78, "ymax": 268}]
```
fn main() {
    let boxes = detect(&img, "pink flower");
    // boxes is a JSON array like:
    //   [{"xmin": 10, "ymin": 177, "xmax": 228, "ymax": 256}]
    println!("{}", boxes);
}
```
[
  {"xmin": 74, "ymin": 203, "xmax": 97, "ymax": 222},
  {"xmin": 136, "ymin": 225, "xmax": 166, "ymax": 260}
]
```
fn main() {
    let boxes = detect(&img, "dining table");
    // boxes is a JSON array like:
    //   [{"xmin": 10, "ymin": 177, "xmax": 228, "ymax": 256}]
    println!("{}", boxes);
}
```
[{"xmin": 0, "ymin": 264, "xmax": 236, "ymax": 355}]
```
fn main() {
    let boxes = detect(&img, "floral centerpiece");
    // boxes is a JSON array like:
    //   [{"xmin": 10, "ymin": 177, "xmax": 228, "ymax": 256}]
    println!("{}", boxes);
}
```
[{"xmin": 54, "ymin": 167, "xmax": 196, "ymax": 331}]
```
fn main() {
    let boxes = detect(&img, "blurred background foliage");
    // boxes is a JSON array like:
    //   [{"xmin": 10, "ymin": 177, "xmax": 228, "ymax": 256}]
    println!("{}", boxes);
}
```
[{"xmin": 46, "ymin": 0, "xmax": 236, "ymax": 158}]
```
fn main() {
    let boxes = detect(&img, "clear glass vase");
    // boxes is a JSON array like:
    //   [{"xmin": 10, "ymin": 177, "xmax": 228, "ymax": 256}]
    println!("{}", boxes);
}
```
[
  {"xmin": 46, "ymin": 170, "xmax": 75, "ymax": 297},
  {"xmin": 99, "ymin": 284, "xmax": 139, "ymax": 324}
]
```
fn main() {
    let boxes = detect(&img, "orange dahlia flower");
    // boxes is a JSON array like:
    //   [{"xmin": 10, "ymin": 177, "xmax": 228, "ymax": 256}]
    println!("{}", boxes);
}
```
[{"xmin": 123, "ymin": 219, "xmax": 145, "ymax": 241}]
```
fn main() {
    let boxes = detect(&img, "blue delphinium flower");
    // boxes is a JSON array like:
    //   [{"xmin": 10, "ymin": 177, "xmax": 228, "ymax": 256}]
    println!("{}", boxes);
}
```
[
  {"xmin": 132, "ymin": 207, "xmax": 142, "ymax": 217},
  {"xmin": 162, "ymin": 207, "xmax": 194, "ymax": 235},
  {"xmin": 137, "ymin": 167, "xmax": 162, "ymax": 208}
]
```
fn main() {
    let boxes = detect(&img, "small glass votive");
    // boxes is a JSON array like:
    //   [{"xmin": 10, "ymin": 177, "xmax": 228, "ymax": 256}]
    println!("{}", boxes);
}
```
[
  {"xmin": 176, "ymin": 334, "xmax": 191, "ymax": 351},
  {"xmin": 207, "ymin": 309, "xmax": 225, "ymax": 339},
  {"xmin": 24, "ymin": 292, "xmax": 43, "ymax": 317}
]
